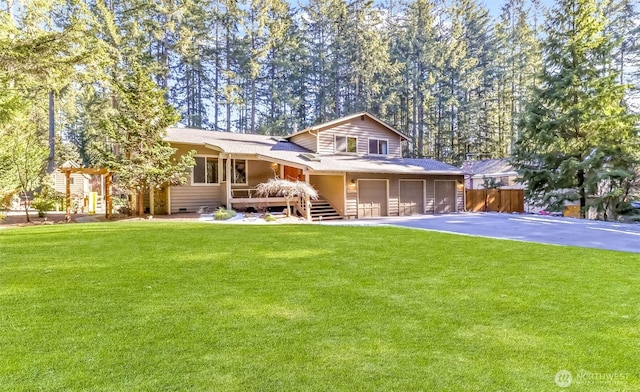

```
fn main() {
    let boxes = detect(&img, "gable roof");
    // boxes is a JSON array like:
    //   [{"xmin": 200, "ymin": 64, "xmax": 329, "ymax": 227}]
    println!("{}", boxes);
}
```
[
  {"xmin": 165, "ymin": 127, "xmax": 462, "ymax": 175},
  {"xmin": 462, "ymin": 159, "xmax": 517, "ymax": 176},
  {"xmin": 286, "ymin": 112, "xmax": 408, "ymax": 141}
]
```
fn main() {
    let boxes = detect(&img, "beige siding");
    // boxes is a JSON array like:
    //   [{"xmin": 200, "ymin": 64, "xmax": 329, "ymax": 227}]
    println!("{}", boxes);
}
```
[
  {"xmin": 290, "ymin": 133, "xmax": 317, "ymax": 152},
  {"xmin": 310, "ymin": 174, "xmax": 345, "ymax": 215},
  {"xmin": 457, "ymin": 181, "xmax": 465, "ymax": 212},
  {"xmin": 246, "ymin": 160, "xmax": 275, "ymax": 187},
  {"xmin": 170, "ymin": 184, "xmax": 222, "ymax": 213},
  {"xmin": 316, "ymin": 117, "xmax": 403, "ymax": 158},
  {"xmin": 345, "ymin": 173, "xmax": 463, "ymax": 217},
  {"xmin": 169, "ymin": 143, "xmax": 223, "ymax": 213},
  {"xmin": 53, "ymin": 171, "xmax": 90, "ymax": 197}
]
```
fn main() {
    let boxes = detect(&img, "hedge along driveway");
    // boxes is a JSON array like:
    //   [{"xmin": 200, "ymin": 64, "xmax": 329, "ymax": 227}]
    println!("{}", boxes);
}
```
[{"xmin": 1, "ymin": 222, "xmax": 639, "ymax": 391}]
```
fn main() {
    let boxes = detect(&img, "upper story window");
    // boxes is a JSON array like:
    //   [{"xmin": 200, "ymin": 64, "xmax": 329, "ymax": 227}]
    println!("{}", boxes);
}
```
[
  {"xmin": 369, "ymin": 139, "xmax": 388, "ymax": 155},
  {"xmin": 335, "ymin": 136, "xmax": 357, "ymax": 153},
  {"xmin": 193, "ymin": 156, "xmax": 219, "ymax": 184}
]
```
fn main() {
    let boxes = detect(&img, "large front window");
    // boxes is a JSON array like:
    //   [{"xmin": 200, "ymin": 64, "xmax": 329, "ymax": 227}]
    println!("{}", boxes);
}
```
[
  {"xmin": 335, "ymin": 136, "xmax": 357, "ymax": 153},
  {"xmin": 193, "ymin": 157, "xmax": 218, "ymax": 184}
]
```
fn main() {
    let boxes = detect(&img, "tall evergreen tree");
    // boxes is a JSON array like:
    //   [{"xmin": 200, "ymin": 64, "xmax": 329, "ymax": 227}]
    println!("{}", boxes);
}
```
[
  {"xmin": 103, "ymin": 66, "xmax": 194, "ymax": 215},
  {"xmin": 512, "ymin": 0, "xmax": 639, "ymax": 219},
  {"xmin": 494, "ymin": 0, "xmax": 542, "ymax": 157}
]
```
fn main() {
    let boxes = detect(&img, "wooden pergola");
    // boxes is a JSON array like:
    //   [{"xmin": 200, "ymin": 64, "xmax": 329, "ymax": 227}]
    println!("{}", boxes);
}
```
[{"xmin": 59, "ymin": 167, "xmax": 113, "ymax": 222}]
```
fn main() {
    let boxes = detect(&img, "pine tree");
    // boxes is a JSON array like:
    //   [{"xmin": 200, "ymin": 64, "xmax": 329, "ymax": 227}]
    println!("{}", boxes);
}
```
[
  {"xmin": 512, "ymin": 0, "xmax": 639, "ymax": 219},
  {"xmin": 0, "ymin": 0, "xmax": 103, "ymax": 218},
  {"xmin": 494, "ymin": 0, "xmax": 542, "ymax": 157},
  {"xmin": 604, "ymin": 0, "xmax": 640, "ymax": 112},
  {"xmin": 103, "ymin": 65, "xmax": 195, "ymax": 215}
]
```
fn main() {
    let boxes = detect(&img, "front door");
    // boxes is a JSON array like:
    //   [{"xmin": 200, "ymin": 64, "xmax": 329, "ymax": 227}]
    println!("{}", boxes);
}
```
[{"xmin": 284, "ymin": 166, "xmax": 304, "ymax": 181}]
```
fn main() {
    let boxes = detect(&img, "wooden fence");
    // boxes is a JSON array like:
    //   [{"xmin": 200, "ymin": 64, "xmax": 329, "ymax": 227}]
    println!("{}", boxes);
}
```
[{"xmin": 466, "ymin": 189, "xmax": 524, "ymax": 213}]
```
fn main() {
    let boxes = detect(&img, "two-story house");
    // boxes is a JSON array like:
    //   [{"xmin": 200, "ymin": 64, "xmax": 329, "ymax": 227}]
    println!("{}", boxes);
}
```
[{"xmin": 160, "ymin": 112, "xmax": 464, "ymax": 219}]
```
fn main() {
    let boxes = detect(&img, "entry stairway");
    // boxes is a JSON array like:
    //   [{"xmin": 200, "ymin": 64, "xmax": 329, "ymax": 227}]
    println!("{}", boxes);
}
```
[{"xmin": 310, "ymin": 198, "xmax": 343, "ymax": 221}]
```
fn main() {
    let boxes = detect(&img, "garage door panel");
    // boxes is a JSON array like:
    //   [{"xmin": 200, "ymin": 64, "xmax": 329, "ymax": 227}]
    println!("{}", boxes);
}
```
[
  {"xmin": 435, "ymin": 180, "xmax": 456, "ymax": 214},
  {"xmin": 358, "ymin": 180, "xmax": 387, "ymax": 217},
  {"xmin": 399, "ymin": 181, "xmax": 424, "ymax": 216}
]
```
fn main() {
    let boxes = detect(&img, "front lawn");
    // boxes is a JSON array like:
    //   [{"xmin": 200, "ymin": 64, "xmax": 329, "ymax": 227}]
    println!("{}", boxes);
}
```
[{"xmin": 0, "ymin": 223, "xmax": 638, "ymax": 390}]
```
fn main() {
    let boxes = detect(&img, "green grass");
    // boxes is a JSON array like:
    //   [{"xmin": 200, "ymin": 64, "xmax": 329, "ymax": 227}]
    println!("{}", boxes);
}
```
[{"xmin": 1, "ymin": 222, "xmax": 638, "ymax": 391}]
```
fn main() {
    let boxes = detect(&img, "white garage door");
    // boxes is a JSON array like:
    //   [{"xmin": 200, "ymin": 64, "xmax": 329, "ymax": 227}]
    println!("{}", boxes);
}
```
[
  {"xmin": 399, "ymin": 180, "xmax": 424, "ymax": 216},
  {"xmin": 358, "ymin": 180, "xmax": 388, "ymax": 217},
  {"xmin": 434, "ymin": 180, "xmax": 457, "ymax": 214}
]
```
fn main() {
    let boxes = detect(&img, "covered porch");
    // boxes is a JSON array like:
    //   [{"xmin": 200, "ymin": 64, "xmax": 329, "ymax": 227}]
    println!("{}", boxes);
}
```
[{"xmin": 221, "ymin": 155, "xmax": 313, "ymax": 219}]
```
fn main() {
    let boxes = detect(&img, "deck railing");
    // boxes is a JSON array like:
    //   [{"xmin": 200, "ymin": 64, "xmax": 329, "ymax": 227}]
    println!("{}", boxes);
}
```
[{"xmin": 295, "ymin": 195, "xmax": 312, "ymax": 221}]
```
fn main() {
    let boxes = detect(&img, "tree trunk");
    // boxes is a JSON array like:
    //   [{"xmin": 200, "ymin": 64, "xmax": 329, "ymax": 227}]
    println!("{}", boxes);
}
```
[
  {"xmin": 48, "ymin": 90, "xmax": 55, "ymax": 174},
  {"xmin": 578, "ymin": 169, "xmax": 586, "ymax": 219},
  {"xmin": 23, "ymin": 191, "xmax": 30, "ymax": 223}
]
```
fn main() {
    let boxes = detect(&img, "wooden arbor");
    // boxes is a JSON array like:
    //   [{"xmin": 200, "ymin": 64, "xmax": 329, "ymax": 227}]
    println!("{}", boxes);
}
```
[{"xmin": 59, "ymin": 167, "xmax": 114, "ymax": 222}]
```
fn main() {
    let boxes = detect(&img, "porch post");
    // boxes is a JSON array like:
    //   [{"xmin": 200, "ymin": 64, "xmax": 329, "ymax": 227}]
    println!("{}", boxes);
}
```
[
  {"xmin": 225, "ymin": 156, "xmax": 232, "ymax": 209},
  {"xmin": 304, "ymin": 172, "xmax": 309, "ymax": 184},
  {"xmin": 149, "ymin": 188, "xmax": 155, "ymax": 215},
  {"xmin": 105, "ymin": 173, "xmax": 113, "ymax": 219},
  {"xmin": 305, "ymin": 195, "xmax": 311, "ymax": 221},
  {"xmin": 65, "ymin": 170, "xmax": 71, "ymax": 222}
]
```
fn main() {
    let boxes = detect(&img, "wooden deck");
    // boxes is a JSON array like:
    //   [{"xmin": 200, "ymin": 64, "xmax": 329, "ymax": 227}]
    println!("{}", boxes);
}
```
[{"xmin": 230, "ymin": 196, "xmax": 288, "ymax": 208}]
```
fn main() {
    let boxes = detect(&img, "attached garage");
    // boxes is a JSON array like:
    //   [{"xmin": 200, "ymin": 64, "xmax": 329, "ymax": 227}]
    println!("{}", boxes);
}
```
[
  {"xmin": 434, "ymin": 180, "xmax": 457, "ymax": 213},
  {"xmin": 399, "ymin": 180, "xmax": 424, "ymax": 216},
  {"xmin": 357, "ymin": 179, "xmax": 388, "ymax": 217}
]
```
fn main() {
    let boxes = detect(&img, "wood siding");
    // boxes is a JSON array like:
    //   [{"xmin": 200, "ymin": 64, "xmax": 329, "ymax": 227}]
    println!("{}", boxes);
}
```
[
  {"xmin": 316, "ymin": 117, "xmax": 403, "ymax": 157},
  {"xmin": 310, "ymin": 174, "xmax": 345, "ymax": 215},
  {"xmin": 466, "ymin": 189, "xmax": 524, "ymax": 213},
  {"xmin": 170, "ymin": 184, "xmax": 222, "ymax": 213},
  {"xmin": 169, "ymin": 143, "xmax": 222, "ymax": 212},
  {"xmin": 53, "ymin": 171, "xmax": 90, "ymax": 196},
  {"xmin": 345, "ymin": 173, "xmax": 464, "ymax": 217},
  {"xmin": 289, "ymin": 132, "xmax": 317, "ymax": 152},
  {"xmin": 246, "ymin": 160, "xmax": 274, "ymax": 187}
]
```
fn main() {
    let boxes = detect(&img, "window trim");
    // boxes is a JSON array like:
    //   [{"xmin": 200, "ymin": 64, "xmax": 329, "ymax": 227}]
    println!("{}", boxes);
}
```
[
  {"xmin": 368, "ymin": 138, "xmax": 389, "ymax": 155},
  {"xmin": 191, "ymin": 155, "xmax": 220, "ymax": 186},
  {"xmin": 335, "ymin": 135, "xmax": 358, "ymax": 154}
]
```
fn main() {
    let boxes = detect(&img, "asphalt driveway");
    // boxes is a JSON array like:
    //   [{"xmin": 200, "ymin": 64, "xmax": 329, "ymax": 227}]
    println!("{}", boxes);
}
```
[{"xmin": 328, "ymin": 213, "xmax": 640, "ymax": 253}]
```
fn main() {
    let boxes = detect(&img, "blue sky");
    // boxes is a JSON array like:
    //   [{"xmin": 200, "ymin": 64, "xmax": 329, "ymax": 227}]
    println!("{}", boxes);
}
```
[{"xmin": 483, "ymin": 0, "xmax": 554, "ymax": 18}]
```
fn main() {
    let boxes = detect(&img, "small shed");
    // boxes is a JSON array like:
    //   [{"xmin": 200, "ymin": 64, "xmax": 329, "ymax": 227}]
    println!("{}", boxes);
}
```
[
  {"xmin": 53, "ymin": 161, "xmax": 92, "ymax": 197},
  {"xmin": 462, "ymin": 159, "xmax": 520, "ymax": 189},
  {"xmin": 58, "ymin": 166, "xmax": 114, "ymax": 222}
]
